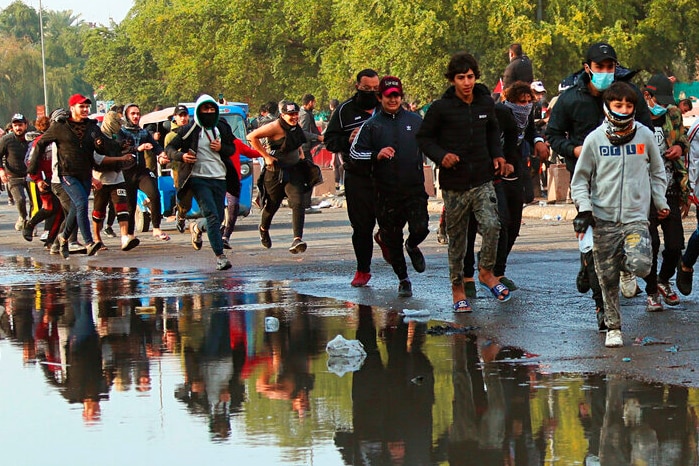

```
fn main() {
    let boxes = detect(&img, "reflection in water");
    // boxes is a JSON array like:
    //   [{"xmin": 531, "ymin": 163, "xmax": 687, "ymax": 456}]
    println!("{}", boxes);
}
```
[{"xmin": 0, "ymin": 259, "xmax": 698, "ymax": 464}]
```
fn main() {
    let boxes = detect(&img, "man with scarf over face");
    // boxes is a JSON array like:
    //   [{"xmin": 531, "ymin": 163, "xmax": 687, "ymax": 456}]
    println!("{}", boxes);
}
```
[
  {"xmin": 165, "ymin": 94, "xmax": 240, "ymax": 270},
  {"xmin": 324, "ymin": 69, "xmax": 385, "ymax": 287},
  {"xmin": 546, "ymin": 42, "xmax": 653, "ymax": 331},
  {"xmin": 571, "ymin": 81, "xmax": 669, "ymax": 347},
  {"xmin": 247, "ymin": 100, "xmax": 310, "ymax": 254}
]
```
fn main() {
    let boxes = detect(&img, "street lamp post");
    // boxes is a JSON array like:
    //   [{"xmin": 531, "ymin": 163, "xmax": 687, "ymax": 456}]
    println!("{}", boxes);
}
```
[{"xmin": 39, "ymin": 0, "xmax": 48, "ymax": 111}]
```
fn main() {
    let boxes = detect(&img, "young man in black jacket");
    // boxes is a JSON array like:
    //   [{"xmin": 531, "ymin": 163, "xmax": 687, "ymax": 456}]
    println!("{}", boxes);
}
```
[
  {"xmin": 350, "ymin": 76, "xmax": 428, "ymax": 298},
  {"xmin": 324, "ymin": 69, "xmax": 388, "ymax": 288},
  {"xmin": 417, "ymin": 52, "xmax": 509, "ymax": 312}
]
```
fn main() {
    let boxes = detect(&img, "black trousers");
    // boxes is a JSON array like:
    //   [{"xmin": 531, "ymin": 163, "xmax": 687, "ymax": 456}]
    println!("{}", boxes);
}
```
[{"xmin": 345, "ymin": 172, "xmax": 377, "ymax": 273}]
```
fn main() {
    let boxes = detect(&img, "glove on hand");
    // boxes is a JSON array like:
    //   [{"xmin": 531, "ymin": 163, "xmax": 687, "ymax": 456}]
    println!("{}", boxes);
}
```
[{"xmin": 573, "ymin": 211, "xmax": 594, "ymax": 234}]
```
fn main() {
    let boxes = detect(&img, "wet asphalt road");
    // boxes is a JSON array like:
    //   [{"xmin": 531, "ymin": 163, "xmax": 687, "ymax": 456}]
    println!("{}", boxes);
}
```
[{"xmin": 1, "ymin": 196, "xmax": 699, "ymax": 387}]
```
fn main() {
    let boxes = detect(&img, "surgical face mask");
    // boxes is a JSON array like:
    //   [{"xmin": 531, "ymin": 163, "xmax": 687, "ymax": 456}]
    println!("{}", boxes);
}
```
[
  {"xmin": 589, "ymin": 71, "xmax": 614, "ymax": 91},
  {"xmin": 648, "ymin": 101, "xmax": 667, "ymax": 117}
]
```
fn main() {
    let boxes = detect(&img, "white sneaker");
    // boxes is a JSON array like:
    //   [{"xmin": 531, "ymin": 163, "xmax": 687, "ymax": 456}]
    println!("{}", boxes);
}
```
[
  {"xmin": 216, "ymin": 254, "xmax": 232, "ymax": 271},
  {"xmin": 605, "ymin": 329, "xmax": 623, "ymax": 348},
  {"xmin": 620, "ymin": 271, "xmax": 639, "ymax": 298}
]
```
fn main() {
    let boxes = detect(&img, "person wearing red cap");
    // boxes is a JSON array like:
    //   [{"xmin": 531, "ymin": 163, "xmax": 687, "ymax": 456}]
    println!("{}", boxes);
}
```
[
  {"xmin": 30, "ymin": 93, "xmax": 126, "ymax": 256},
  {"xmin": 349, "ymin": 76, "xmax": 428, "ymax": 298}
]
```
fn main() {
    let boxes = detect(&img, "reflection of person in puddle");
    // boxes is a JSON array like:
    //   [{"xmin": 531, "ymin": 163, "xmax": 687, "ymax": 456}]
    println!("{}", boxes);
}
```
[
  {"xmin": 256, "ymin": 310, "xmax": 321, "ymax": 418},
  {"xmin": 383, "ymin": 311, "xmax": 435, "ymax": 464},
  {"xmin": 61, "ymin": 291, "xmax": 108, "ymax": 423}
]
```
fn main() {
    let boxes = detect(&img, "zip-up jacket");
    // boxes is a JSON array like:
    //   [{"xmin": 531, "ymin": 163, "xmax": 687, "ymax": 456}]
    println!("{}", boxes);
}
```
[
  {"xmin": 0, "ymin": 132, "xmax": 28, "ymax": 178},
  {"xmin": 349, "ymin": 107, "xmax": 424, "ymax": 197},
  {"xmin": 571, "ymin": 123, "xmax": 669, "ymax": 223},
  {"xmin": 32, "ymin": 118, "xmax": 119, "ymax": 181},
  {"xmin": 324, "ymin": 93, "xmax": 376, "ymax": 177},
  {"xmin": 546, "ymin": 72, "xmax": 653, "ymax": 174},
  {"xmin": 118, "ymin": 126, "xmax": 164, "ymax": 173},
  {"xmin": 416, "ymin": 83, "xmax": 503, "ymax": 191}
]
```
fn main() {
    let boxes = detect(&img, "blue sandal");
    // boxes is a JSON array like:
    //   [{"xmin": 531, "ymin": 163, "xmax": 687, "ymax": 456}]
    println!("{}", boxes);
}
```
[
  {"xmin": 453, "ymin": 299, "xmax": 472, "ymax": 313},
  {"xmin": 479, "ymin": 281, "xmax": 511, "ymax": 302}
]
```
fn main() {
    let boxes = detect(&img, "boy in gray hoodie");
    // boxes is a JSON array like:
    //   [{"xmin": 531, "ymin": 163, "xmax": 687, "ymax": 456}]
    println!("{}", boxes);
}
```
[{"xmin": 571, "ymin": 81, "xmax": 669, "ymax": 348}]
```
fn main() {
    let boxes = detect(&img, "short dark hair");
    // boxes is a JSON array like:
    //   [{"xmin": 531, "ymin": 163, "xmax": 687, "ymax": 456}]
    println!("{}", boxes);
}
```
[
  {"xmin": 301, "ymin": 94, "xmax": 315, "ymax": 105},
  {"xmin": 503, "ymin": 81, "xmax": 534, "ymax": 103},
  {"xmin": 445, "ymin": 52, "xmax": 480, "ymax": 81},
  {"xmin": 679, "ymin": 98, "xmax": 693, "ymax": 111},
  {"xmin": 356, "ymin": 69, "xmax": 379, "ymax": 83},
  {"xmin": 603, "ymin": 81, "xmax": 638, "ymax": 107},
  {"xmin": 264, "ymin": 100, "xmax": 278, "ymax": 115},
  {"xmin": 509, "ymin": 43, "xmax": 523, "ymax": 57}
]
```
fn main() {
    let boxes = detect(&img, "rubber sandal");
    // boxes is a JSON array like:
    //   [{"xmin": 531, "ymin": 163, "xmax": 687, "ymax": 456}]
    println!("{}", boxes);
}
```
[
  {"xmin": 154, "ymin": 232, "xmax": 171, "ymax": 241},
  {"xmin": 452, "ymin": 299, "xmax": 472, "ymax": 313},
  {"xmin": 479, "ymin": 281, "xmax": 511, "ymax": 302}
]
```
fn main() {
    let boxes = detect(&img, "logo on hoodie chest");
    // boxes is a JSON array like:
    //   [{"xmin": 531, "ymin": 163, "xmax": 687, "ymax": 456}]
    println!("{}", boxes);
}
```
[{"xmin": 600, "ymin": 144, "xmax": 646, "ymax": 157}]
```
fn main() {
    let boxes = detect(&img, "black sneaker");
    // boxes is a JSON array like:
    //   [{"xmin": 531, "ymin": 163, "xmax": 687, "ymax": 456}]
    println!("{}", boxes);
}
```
[
  {"xmin": 398, "ymin": 279, "xmax": 412, "ymax": 297},
  {"xmin": 103, "ymin": 226, "xmax": 117, "ymax": 238},
  {"xmin": 405, "ymin": 240, "xmax": 425, "ymax": 273},
  {"xmin": 259, "ymin": 226, "xmax": 272, "ymax": 249},
  {"xmin": 289, "ymin": 238, "xmax": 307, "ymax": 254},
  {"xmin": 86, "ymin": 241, "xmax": 103, "ymax": 256},
  {"xmin": 176, "ymin": 217, "xmax": 186, "ymax": 234},
  {"xmin": 222, "ymin": 238, "xmax": 232, "ymax": 249},
  {"xmin": 22, "ymin": 223, "xmax": 33, "ymax": 242}
]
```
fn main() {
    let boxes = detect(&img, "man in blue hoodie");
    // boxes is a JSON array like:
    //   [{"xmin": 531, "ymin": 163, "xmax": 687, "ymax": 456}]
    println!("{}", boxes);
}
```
[
  {"xmin": 165, "ymin": 94, "xmax": 240, "ymax": 270},
  {"xmin": 417, "ymin": 52, "xmax": 508, "ymax": 312}
]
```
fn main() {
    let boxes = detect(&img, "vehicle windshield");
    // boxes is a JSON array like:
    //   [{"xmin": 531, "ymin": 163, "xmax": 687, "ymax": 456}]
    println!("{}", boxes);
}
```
[{"xmin": 221, "ymin": 114, "xmax": 247, "ymax": 140}]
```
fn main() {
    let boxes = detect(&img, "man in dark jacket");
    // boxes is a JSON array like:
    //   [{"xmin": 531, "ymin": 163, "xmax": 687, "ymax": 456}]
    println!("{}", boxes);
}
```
[
  {"xmin": 503, "ymin": 43, "xmax": 534, "ymax": 89},
  {"xmin": 32, "ymin": 94, "xmax": 122, "ymax": 256},
  {"xmin": 350, "ymin": 76, "xmax": 428, "ymax": 298},
  {"xmin": 324, "ymin": 69, "xmax": 385, "ymax": 288},
  {"xmin": 165, "ymin": 94, "xmax": 240, "ymax": 271},
  {"xmin": 546, "ymin": 42, "xmax": 654, "ymax": 330},
  {"xmin": 417, "ymin": 51, "xmax": 508, "ymax": 313},
  {"xmin": 0, "ymin": 113, "xmax": 30, "ymax": 231}
]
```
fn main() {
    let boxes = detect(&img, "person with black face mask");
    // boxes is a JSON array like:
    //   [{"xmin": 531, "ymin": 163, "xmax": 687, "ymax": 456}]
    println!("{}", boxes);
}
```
[{"xmin": 324, "ymin": 68, "xmax": 389, "ymax": 288}]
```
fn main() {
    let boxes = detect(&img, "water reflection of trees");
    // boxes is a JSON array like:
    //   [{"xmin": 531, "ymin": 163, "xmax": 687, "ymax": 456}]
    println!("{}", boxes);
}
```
[{"xmin": 1, "ymin": 275, "xmax": 699, "ymax": 463}]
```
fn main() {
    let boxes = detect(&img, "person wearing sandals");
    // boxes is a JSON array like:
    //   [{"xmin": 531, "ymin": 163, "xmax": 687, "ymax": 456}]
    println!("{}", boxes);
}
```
[
  {"xmin": 636, "ymin": 74, "xmax": 689, "ymax": 311},
  {"xmin": 571, "ymin": 82, "xmax": 669, "ymax": 348},
  {"xmin": 678, "ymin": 117, "xmax": 699, "ymax": 296},
  {"xmin": 118, "ymin": 103, "xmax": 171, "ymax": 243},
  {"xmin": 350, "ymin": 76, "xmax": 428, "ymax": 298},
  {"xmin": 461, "ymin": 82, "xmax": 549, "ymax": 297},
  {"xmin": 416, "ymin": 52, "xmax": 509, "ymax": 313}
]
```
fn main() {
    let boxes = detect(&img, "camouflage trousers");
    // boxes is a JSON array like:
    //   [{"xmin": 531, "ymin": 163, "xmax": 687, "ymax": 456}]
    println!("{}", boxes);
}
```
[
  {"xmin": 443, "ymin": 183, "xmax": 500, "ymax": 286},
  {"xmin": 592, "ymin": 219, "xmax": 652, "ymax": 331}
]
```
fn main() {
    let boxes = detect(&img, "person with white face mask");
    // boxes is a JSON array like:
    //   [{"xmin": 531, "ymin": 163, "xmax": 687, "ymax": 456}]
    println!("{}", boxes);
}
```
[
  {"xmin": 637, "ymin": 74, "xmax": 690, "ymax": 311},
  {"xmin": 546, "ymin": 42, "xmax": 654, "ymax": 332}
]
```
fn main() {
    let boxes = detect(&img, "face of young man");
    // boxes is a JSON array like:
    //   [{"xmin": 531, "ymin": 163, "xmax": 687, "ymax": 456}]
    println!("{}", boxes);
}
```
[
  {"xmin": 281, "ymin": 112, "xmax": 299, "ymax": 125},
  {"xmin": 11, "ymin": 121, "xmax": 27, "ymax": 136},
  {"xmin": 126, "ymin": 107, "xmax": 141, "ymax": 126},
  {"xmin": 70, "ymin": 103, "xmax": 91, "ymax": 121},
  {"xmin": 174, "ymin": 113, "xmax": 190, "ymax": 126},
  {"xmin": 380, "ymin": 92, "xmax": 402, "ymax": 114},
  {"xmin": 450, "ymin": 70, "xmax": 477, "ymax": 103},
  {"xmin": 356, "ymin": 76, "xmax": 380, "ymax": 93}
]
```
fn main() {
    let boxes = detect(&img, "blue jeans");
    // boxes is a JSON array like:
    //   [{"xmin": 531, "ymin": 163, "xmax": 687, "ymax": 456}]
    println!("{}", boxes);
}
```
[
  {"xmin": 189, "ymin": 177, "xmax": 226, "ymax": 256},
  {"xmin": 61, "ymin": 175, "xmax": 93, "ymax": 245}
]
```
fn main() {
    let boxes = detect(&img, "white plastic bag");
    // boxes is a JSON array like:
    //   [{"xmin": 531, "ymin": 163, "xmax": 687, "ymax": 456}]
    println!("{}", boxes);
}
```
[{"xmin": 326, "ymin": 335, "xmax": 367, "ymax": 358}]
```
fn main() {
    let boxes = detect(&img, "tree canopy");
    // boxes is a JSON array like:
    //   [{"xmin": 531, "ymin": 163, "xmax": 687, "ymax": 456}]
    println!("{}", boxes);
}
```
[{"xmin": 1, "ymin": 0, "xmax": 698, "ymax": 123}]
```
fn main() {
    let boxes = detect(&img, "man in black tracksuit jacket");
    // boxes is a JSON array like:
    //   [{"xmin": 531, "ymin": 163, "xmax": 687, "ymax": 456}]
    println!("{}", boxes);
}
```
[
  {"xmin": 350, "ymin": 76, "xmax": 428, "ymax": 298},
  {"xmin": 324, "ymin": 69, "xmax": 384, "ymax": 288}
]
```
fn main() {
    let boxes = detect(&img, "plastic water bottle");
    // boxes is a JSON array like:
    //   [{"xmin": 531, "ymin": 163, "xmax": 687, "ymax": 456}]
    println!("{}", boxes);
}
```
[{"xmin": 578, "ymin": 225, "xmax": 593, "ymax": 253}]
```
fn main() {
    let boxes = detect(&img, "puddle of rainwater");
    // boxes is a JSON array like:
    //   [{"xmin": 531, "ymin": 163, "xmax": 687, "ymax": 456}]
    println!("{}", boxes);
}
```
[{"xmin": 0, "ymin": 258, "xmax": 697, "ymax": 465}]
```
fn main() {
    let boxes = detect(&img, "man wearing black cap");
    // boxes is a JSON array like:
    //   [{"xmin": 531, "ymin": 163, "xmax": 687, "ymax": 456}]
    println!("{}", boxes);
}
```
[
  {"xmin": 350, "ymin": 76, "xmax": 428, "ymax": 298},
  {"xmin": 546, "ymin": 42, "xmax": 654, "ymax": 330},
  {"xmin": 0, "ymin": 113, "xmax": 30, "ymax": 231},
  {"xmin": 638, "ymin": 73, "xmax": 689, "ymax": 311},
  {"xmin": 247, "ymin": 100, "xmax": 310, "ymax": 254},
  {"xmin": 165, "ymin": 104, "xmax": 191, "ymax": 233}
]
